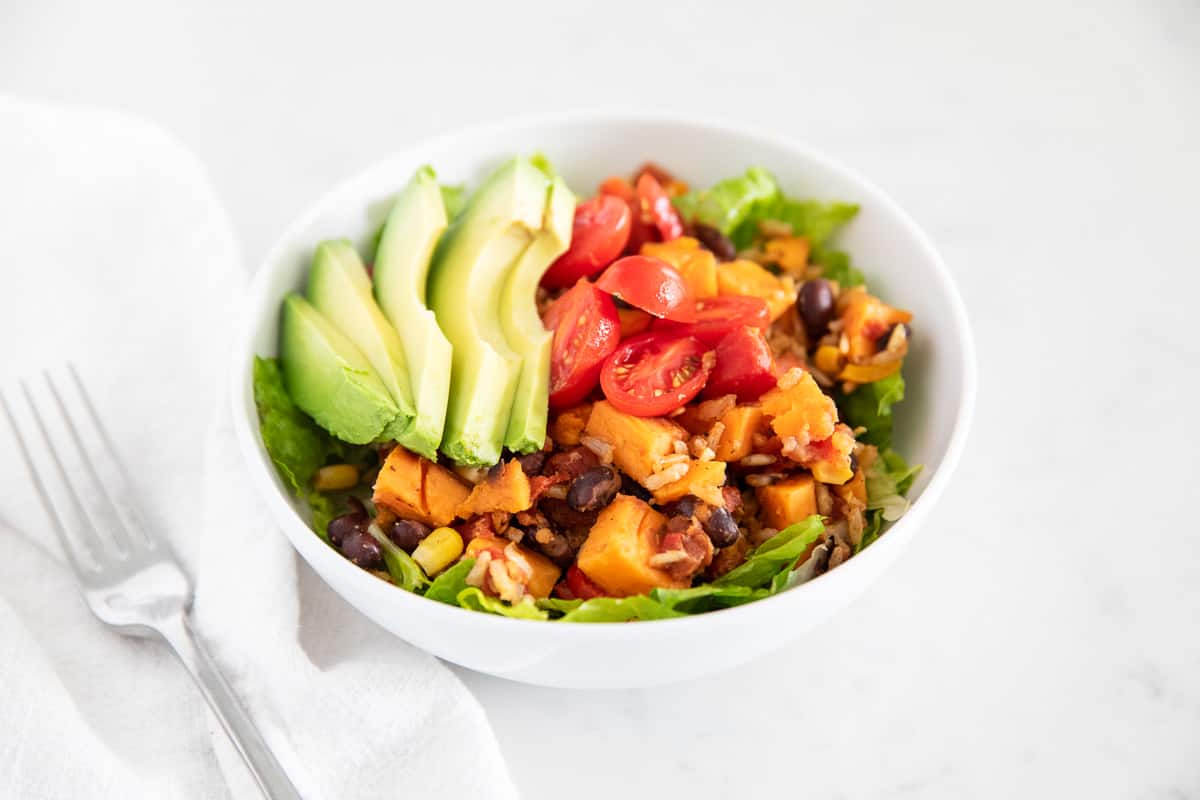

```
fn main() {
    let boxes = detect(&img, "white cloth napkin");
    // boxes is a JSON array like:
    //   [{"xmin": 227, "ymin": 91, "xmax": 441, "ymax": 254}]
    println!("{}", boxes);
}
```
[{"xmin": 0, "ymin": 96, "xmax": 517, "ymax": 800}]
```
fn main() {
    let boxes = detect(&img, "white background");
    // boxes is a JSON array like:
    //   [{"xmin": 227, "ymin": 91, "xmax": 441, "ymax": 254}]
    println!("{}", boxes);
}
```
[{"xmin": 4, "ymin": 0, "xmax": 1199, "ymax": 797}]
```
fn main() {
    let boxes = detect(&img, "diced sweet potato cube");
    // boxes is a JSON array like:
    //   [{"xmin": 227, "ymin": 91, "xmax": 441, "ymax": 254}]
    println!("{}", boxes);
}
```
[
  {"xmin": 466, "ymin": 536, "xmax": 562, "ymax": 599},
  {"xmin": 423, "ymin": 462, "xmax": 472, "ymax": 525},
  {"xmin": 756, "ymin": 475, "xmax": 818, "ymax": 531},
  {"xmin": 651, "ymin": 460, "xmax": 727, "ymax": 507},
  {"xmin": 584, "ymin": 400, "xmax": 687, "ymax": 485},
  {"xmin": 808, "ymin": 425, "xmax": 857, "ymax": 485},
  {"xmin": 642, "ymin": 237, "xmax": 718, "ymax": 298},
  {"xmin": 713, "ymin": 405, "xmax": 765, "ymax": 462},
  {"xmin": 764, "ymin": 236, "xmax": 810, "ymax": 275},
  {"xmin": 577, "ymin": 495, "xmax": 687, "ymax": 596},
  {"xmin": 550, "ymin": 403, "xmax": 592, "ymax": 447},
  {"xmin": 373, "ymin": 446, "xmax": 426, "ymax": 520},
  {"xmin": 717, "ymin": 259, "xmax": 793, "ymax": 322},
  {"xmin": 840, "ymin": 289, "xmax": 913, "ymax": 361},
  {"xmin": 760, "ymin": 370, "xmax": 837, "ymax": 446},
  {"xmin": 455, "ymin": 460, "xmax": 533, "ymax": 518},
  {"xmin": 375, "ymin": 447, "xmax": 471, "ymax": 527}
]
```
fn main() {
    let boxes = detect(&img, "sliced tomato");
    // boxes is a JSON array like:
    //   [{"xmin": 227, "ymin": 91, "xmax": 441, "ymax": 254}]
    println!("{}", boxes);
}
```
[
  {"xmin": 540, "ymin": 195, "xmax": 631, "ymax": 289},
  {"xmin": 636, "ymin": 173, "xmax": 683, "ymax": 241},
  {"xmin": 543, "ymin": 279, "xmax": 620, "ymax": 410},
  {"xmin": 595, "ymin": 256, "xmax": 696, "ymax": 322},
  {"xmin": 600, "ymin": 176, "xmax": 655, "ymax": 254},
  {"xmin": 652, "ymin": 295, "xmax": 771, "ymax": 346},
  {"xmin": 566, "ymin": 565, "xmax": 607, "ymax": 599},
  {"xmin": 702, "ymin": 326, "xmax": 778, "ymax": 402},
  {"xmin": 600, "ymin": 332, "xmax": 713, "ymax": 416}
]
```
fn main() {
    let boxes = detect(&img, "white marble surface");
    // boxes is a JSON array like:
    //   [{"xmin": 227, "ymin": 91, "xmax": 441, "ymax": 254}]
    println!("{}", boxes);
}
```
[{"xmin": 4, "ymin": 0, "xmax": 1198, "ymax": 796}]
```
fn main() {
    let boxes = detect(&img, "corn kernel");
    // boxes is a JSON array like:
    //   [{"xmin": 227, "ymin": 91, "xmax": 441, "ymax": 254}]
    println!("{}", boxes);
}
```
[
  {"xmin": 412, "ymin": 526, "xmax": 464, "ymax": 576},
  {"xmin": 814, "ymin": 345, "xmax": 843, "ymax": 375},
  {"xmin": 313, "ymin": 464, "xmax": 360, "ymax": 491}
]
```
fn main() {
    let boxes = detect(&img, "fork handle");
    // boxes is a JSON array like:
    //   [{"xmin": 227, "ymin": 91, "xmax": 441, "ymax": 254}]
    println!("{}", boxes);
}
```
[{"xmin": 157, "ymin": 615, "xmax": 303, "ymax": 799}]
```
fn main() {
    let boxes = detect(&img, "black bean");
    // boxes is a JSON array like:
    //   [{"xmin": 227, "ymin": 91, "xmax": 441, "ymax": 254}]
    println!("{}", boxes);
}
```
[
  {"xmin": 327, "ymin": 513, "xmax": 364, "ymax": 547},
  {"xmin": 694, "ymin": 223, "xmax": 737, "ymax": 261},
  {"xmin": 516, "ymin": 451, "xmax": 546, "ymax": 476},
  {"xmin": 387, "ymin": 518, "xmax": 431, "ymax": 553},
  {"xmin": 340, "ymin": 529, "xmax": 382, "ymax": 568},
  {"xmin": 701, "ymin": 506, "xmax": 741, "ymax": 548},
  {"xmin": 567, "ymin": 465, "xmax": 621, "ymax": 512},
  {"xmin": 345, "ymin": 496, "xmax": 368, "ymax": 520},
  {"xmin": 848, "ymin": 451, "xmax": 860, "ymax": 476},
  {"xmin": 667, "ymin": 495, "xmax": 700, "ymax": 519},
  {"xmin": 621, "ymin": 474, "xmax": 653, "ymax": 501},
  {"xmin": 797, "ymin": 279, "xmax": 836, "ymax": 339}
]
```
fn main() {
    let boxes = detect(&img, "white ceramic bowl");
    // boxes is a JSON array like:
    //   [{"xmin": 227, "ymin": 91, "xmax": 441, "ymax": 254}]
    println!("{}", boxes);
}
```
[{"xmin": 231, "ymin": 112, "xmax": 976, "ymax": 689}]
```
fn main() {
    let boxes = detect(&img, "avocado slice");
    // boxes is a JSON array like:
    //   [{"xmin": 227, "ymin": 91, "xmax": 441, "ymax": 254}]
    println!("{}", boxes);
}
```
[
  {"xmin": 499, "ymin": 175, "xmax": 575, "ymax": 452},
  {"xmin": 427, "ymin": 157, "xmax": 550, "ymax": 465},
  {"xmin": 372, "ymin": 167, "xmax": 453, "ymax": 459},
  {"xmin": 306, "ymin": 239, "xmax": 415, "ymax": 443},
  {"xmin": 279, "ymin": 294, "xmax": 400, "ymax": 444}
]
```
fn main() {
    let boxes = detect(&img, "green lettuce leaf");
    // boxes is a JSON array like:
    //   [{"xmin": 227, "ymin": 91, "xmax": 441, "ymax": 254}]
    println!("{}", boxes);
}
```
[
  {"xmin": 556, "ymin": 595, "xmax": 685, "ymax": 623},
  {"xmin": 308, "ymin": 493, "xmax": 339, "ymax": 542},
  {"xmin": 456, "ymin": 588, "xmax": 549, "ymax": 620},
  {"xmin": 857, "ymin": 510, "xmax": 885, "ymax": 553},
  {"xmin": 673, "ymin": 167, "xmax": 780, "ymax": 236},
  {"xmin": 866, "ymin": 448, "xmax": 922, "ymax": 522},
  {"xmin": 650, "ymin": 583, "xmax": 768, "ymax": 613},
  {"xmin": 810, "ymin": 247, "xmax": 865, "ymax": 288},
  {"xmin": 424, "ymin": 559, "xmax": 475, "ymax": 604},
  {"xmin": 839, "ymin": 372, "xmax": 906, "ymax": 449},
  {"xmin": 715, "ymin": 517, "xmax": 825, "ymax": 589},
  {"xmin": 253, "ymin": 357, "xmax": 333, "ymax": 495},
  {"xmin": 365, "ymin": 523, "xmax": 428, "ymax": 591},
  {"xmin": 730, "ymin": 198, "xmax": 859, "ymax": 252}
]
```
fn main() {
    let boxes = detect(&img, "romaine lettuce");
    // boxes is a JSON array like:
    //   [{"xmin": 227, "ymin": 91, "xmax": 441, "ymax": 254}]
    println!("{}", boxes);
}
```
[
  {"xmin": 424, "ymin": 558, "xmax": 476, "ymax": 605},
  {"xmin": 456, "ymin": 588, "xmax": 549, "ymax": 620},
  {"xmin": 839, "ymin": 371, "xmax": 905, "ymax": 449},
  {"xmin": 715, "ymin": 516, "xmax": 825, "ymax": 589},
  {"xmin": 673, "ymin": 167, "xmax": 780, "ymax": 236}
]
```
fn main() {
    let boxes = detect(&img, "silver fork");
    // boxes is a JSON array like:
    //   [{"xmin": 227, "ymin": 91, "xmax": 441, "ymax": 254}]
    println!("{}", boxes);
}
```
[{"xmin": 1, "ymin": 367, "xmax": 302, "ymax": 800}]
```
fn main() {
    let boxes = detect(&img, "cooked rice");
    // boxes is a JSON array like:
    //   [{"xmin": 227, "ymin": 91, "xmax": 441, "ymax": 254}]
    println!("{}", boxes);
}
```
[
  {"xmin": 745, "ymin": 473, "xmax": 782, "ymax": 487},
  {"xmin": 673, "ymin": 439, "xmax": 689, "ymax": 455},
  {"xmin": 466, "ymin": 551, "xmax": 492, "ymax": 587},
  {"xmin": 580, "ymin": 435, "xmax": 615, "ymax": 464},
  {"xmin": 777, "ymin": 367, "xmax": 804, "ymax": 390},
  {"xmin": 454, "ymin": 465, "xmax": 489, "ymax": 484},
  {"xmin": 698, "ymin": 447, "xmax": 716, "ymax": 462},
  {"xmin": 706, "ymin": 421, "xmax": 726, "ymax": 451},
  {"xmin": 648, "ymin": 550, "xmax": 689, "ymax": 567},
  {"xmin": 544, "ymin": 484, "xmax": 568, "ymax": 500},
  {"xmin": 657, "ymin": 453, "xmax": 690, "ymax": 468},
  {"xmin": 740, "ymin": 453, "xmax": 777, "ymax": 467},
  {"xmin": 758, "ymin": 219, "xmax": 794, "ymax": 238},
  {"xmin": 644, "ymin": 462, "xmax": 690, "ymax": 490}
]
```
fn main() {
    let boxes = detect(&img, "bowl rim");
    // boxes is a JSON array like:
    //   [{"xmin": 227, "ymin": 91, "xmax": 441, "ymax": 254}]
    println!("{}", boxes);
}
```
[{"xmin": 230, "ymin": 109, "xmax": 977, "ymax": 634}]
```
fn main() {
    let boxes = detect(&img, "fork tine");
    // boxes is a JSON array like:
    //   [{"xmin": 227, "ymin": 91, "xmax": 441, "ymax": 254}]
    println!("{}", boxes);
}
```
[
  {"xmin": 65, "ymin": 364, "xmax": 155, "ymax": 550},
  {"xmin": 44, "ymin": 370, "xmax": 137, "ymax": 557},
  {"xmin": 1, "ymin": 386, "xmax": 100, "ymax": 576}
]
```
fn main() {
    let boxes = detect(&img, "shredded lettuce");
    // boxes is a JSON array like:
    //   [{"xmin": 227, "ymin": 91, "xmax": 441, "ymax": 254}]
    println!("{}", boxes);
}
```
[
  {"xmin": 866, "ymin": 449, "xmax": 922, "ymax": 522},
  {"xmin": 253, "ymin": 357, "xmax": 334, "ymax": 495},
  {"xmin": 839, "ymin": 372, "xmax": 905, "ymax": 449},
  {"xmin": 457, "ymin": 588, "xmax": 549, "ymax": 620},
  {"xmin": 552, "ymin": 595, "xmax": 685, "ymax": 623},
  {"xmin": 811, "ymin": 247, "xmax": 865, "ymax": 288},
  {"xmin": 425, "ymin": 559, "xmax": 475, "ymax": 605},
  {"xmin": 730, "ymin": 197, "xmax": 859, "ymax": 252},
  {"xmin": 715, "ymin": 516, "xmax": 825, "ymax": 589},
  {"xmin": 673, "ymin": 167, "xmax": 780, "ymax": 236}
]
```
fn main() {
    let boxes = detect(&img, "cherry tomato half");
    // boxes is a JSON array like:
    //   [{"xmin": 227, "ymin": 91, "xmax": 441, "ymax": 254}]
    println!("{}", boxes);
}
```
[
  {"xmin": 600, "ymin": 176, "xmax": 655, "ymax": 254},
  {"xmin": 652, "ymin": 295, "xmax": 771, "ymax": 346},
  {"xmin": 636, "ymin": 172, "xmax": 684, "ymax": 241},
  {"xmin": 600, "ymin": 332, "xmax": 713, "ymax": 416},
  {"xmin": 544, "ymin": 279, "xmax": 621, "ymax": 410},
  {"xmin": 540, "ymin": 195, "xmax": 631, "ymax": 289},
  {"xmin": 595, "ymin": 256, "xmax": 697, "ymax": 322},
  {"xmin": 702, "ymin": 326, "xmax": 778, "ymax": 402}
]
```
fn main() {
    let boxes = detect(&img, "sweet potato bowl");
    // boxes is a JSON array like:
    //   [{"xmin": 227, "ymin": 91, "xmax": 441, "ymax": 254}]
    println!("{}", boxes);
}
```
[{"xmin": 231, "ymin": 113, "xmax": 975, "ymax": 689}]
